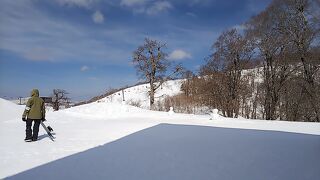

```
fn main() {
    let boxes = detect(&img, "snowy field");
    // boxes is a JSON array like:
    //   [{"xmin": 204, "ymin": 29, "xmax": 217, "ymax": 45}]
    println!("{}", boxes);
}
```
[
  {"xmin": 0, "ymin": 81, "xmax": 320, "ymax": 179},
  {"xmin": 1, "ymin": 97, "xmax": 320, "ymax": 179},
  {"xmin": 7, "ymin": 124, "xmax": 320, "ymax": 180}
]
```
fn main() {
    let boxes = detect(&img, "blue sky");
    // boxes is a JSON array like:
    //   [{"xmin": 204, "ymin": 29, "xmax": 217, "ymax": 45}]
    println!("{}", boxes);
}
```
[{"xmin": 0, "ymin": 0, "xmax": 271, "ymax": 101}]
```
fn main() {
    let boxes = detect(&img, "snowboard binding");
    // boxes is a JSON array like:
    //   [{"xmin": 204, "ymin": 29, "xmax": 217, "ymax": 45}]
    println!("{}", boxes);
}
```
[{"xmin": 47, "ymin": 126, "xmax": 53, "ymax": 132}]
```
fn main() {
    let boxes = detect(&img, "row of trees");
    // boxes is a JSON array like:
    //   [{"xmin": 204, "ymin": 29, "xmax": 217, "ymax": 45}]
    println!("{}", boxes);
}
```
[
  {"xmin": 131, "ymin": 0, "xmax": 319, "ymax": 122},
  {"xmin": 181, "ymin": 0, "xmax": 320, "ymax": 121}
]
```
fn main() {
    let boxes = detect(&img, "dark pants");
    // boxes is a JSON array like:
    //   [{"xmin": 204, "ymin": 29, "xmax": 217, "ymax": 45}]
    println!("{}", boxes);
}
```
[{"xmin": 26, "ymin": 119, "xmax": 41, "ymax": 140}]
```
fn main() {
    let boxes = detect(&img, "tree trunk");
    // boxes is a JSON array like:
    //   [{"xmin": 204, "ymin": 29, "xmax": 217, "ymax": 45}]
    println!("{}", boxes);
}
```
[{"xmin": 149, "ymin": 89, "xmax": 155, "ymax": 110}]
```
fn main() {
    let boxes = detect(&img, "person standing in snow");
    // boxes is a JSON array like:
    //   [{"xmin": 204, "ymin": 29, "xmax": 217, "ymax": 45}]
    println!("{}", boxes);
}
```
[{"xmin": 22, "ymin": 89, "xmax": 46, "ymax": 142}]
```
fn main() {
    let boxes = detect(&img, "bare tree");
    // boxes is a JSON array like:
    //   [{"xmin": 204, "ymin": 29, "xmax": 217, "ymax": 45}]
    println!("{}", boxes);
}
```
[
  {"xmin": 276, "ymin": 0, "xmax": 320, "ymax": 121},
  {"xmin": 181, "ymin": 70, "xmax": 195, "ymax": 97},
  {"xmin": 51, "ymin": 89, "xmax": 70, "ymax": 111},
  {"xmin": 132, "ymin": 38, "xmax": 182, "ymax": 109},
  {"xmin": 245, "ymin": 2, "xmax": 294, "ymax": 120},
  {"xmin": 208, "ymin": 28, "xmax": 254, "ymax": 117}
]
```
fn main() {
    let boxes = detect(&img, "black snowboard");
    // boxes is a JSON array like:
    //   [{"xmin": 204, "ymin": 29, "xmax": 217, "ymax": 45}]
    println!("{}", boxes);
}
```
[{"xmin": 40, "ymin": 121, "xmax": 55, "ymax": 141}]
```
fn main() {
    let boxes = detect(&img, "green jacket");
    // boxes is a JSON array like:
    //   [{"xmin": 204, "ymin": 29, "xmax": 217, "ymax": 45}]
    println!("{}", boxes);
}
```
[{"xmin": 22, "ymin": 89, "xmax": 46, "ymax": 120}]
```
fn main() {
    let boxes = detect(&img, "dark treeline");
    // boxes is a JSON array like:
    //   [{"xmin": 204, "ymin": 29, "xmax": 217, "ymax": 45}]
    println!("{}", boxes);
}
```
[{"xmin": 168, "ymin": 0, "xmax": 320, "ymax": 122}]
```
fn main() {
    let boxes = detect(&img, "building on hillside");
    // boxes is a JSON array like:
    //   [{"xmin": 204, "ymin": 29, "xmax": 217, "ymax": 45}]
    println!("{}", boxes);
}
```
[
  {"xmin": 11, "ymin": 97, "xmax": 53, "ymax": 105},
  {"xmin": 41, "ymin": 97, "xmax": 53, "ymax": 104}
]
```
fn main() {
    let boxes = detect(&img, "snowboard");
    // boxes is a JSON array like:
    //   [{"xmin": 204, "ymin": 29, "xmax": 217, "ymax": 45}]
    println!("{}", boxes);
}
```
[{"xmin": 40, "ymin": 121, "xmax": 55, "ymax": 141}]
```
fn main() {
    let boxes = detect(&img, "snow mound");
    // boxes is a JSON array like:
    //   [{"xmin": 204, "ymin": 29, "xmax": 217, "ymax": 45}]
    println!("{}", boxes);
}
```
[{"xmin": 0, "ymin": 98, "xmax": 24, "ymax": 121}]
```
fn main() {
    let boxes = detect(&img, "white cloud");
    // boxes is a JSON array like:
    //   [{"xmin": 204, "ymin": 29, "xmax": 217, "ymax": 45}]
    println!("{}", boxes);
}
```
[
  {"xmin": 81, "ymin": 65, "xmax": 89, "ymax": 71},
  {"xmin": 55, "ymin": 0, "xmax": 98, "ymax": 8},
  {"xmin": 120, "ymin": 0, "xmax": 148, "ymax": 7},
  {"xmin": 186, "ymin": 12, "xmax": 197, "ymax": 17},
  {"xmin": 168, "ymin": 49, "xmax": 192, "ymax": 60},
  {"xmin": 92, "ymin": 10, "xmax": 104, "ymax": 24},
  {"xmin": 24, "ymin": 47, "xmax": 54, "ymax": 61},
  {"xmin": 0, "ymin": 0, "xmax": 219, "ymax": 66},
  {"xmin": 146, "ymin": 1, "xmax": 172, "ymax": 15},
  {"xmin": 120, "ymin": 0, "xmax": 172, "ymax": 15},
  {"xmin": 187, "ymin": 0, "xmax": 213, "ymax": 7},
  {"xmin": 0, "ymin": 0, "xmax": 133, "ymax": 64}
]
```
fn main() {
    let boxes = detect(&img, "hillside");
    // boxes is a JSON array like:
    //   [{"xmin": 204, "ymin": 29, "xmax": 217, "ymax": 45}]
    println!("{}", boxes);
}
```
[{"xmin": 99, "ymin": 79, "xmax": 184, "ymax": 109}]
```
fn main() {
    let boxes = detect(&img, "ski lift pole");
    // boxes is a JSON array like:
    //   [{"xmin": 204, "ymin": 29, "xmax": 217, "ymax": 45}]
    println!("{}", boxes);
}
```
[{"xmin": 122, "ymin": 89, "xmax": 125, "ymax": 101}]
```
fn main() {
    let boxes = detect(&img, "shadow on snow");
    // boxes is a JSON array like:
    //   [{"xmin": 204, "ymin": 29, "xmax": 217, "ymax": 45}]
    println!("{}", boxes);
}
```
[{"xmin": 7, "ymin": 124, "xmax": 320, "ymax": 180}]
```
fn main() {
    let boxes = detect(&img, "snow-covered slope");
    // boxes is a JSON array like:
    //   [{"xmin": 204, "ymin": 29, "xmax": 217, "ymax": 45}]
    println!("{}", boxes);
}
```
[
  {"xmin": 1, "ymin": 94, "xmax": 320, "ymax": 179},
  {"xmin": 99, "ymin": 79, "xmax": 184, "ymax": 109},
  {"xmin": 0, "ymin": 98, "xmax": 25, "ymax": 121}
]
